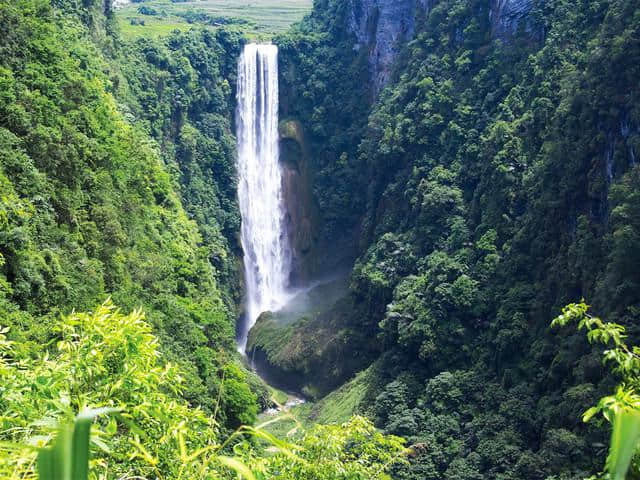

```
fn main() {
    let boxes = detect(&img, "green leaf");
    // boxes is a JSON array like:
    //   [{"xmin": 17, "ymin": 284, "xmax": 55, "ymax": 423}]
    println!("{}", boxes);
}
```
[
  {"xmin": 583, "ymin": 406, "xmax": 600, "ymax": 423},
  {"xmin": 71, "ymin": 414, "xmax": 93, "ymax": 480},
  {"xmin": 36, "ymin": 444, "xmax": 56, "ymax": 480},
  {"xmin": 37, "ymin": 408, "xmax": 117, "ymax": 480},
  {"xmin": 37, "ymin": 428, "xmax": 72, "ymax": 480},
  {"xmin": 217, "ymin": 455, "xmax": 256, "ymax": 480},
  {"xmin": 607, "ymin": 408, "xmax": 640, "ymax": 480}
]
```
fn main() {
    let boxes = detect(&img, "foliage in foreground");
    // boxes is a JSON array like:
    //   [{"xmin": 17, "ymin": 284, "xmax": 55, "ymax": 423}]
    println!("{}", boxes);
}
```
[
  {"xmin": 36, "ymin": 409, "xmax": 114, "ymax": 480},
  {"xmin": 0, "ymin": 302, "xmax": 405, "ymax": 479},
  {"xmin": 553, "ymin": 302, "xmax": 640, "ymax": 479}
]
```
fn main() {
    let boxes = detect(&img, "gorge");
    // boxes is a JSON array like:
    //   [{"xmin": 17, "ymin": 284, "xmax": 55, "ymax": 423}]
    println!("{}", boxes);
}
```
[{"xmin": 1, "ymin": 0, "xmax": 640, "ymax": 478}]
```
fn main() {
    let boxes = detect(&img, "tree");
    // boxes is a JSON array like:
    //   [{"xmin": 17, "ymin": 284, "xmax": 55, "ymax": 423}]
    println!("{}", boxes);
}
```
[{"xmin": 553, "ymin": 301, "xmax": 640, "ymax": 479}]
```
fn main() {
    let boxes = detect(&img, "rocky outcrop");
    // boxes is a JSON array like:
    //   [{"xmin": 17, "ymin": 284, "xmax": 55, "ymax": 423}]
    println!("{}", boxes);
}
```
[
  {"xmin": 279, "ymin": 119, "xmax": 320, "ymax": 285},
  {"xmin": 347, "ymin": 0, "xmax": 541, "ymax": 92},
  {"xmin": 490, "ymin": 0, "xmax": 539, "ymax": 40},
  {"xmin": 246, "ymin": 277, "xmax": 367, "ymax": 399},
  {"xmin": 347, "ymin": 0, "xmax": 433, "ymax": 93}
]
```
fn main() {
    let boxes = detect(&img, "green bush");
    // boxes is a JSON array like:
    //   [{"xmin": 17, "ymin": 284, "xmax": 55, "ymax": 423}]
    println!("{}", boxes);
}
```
[{"xmin": 0, "ymin": 303, "xmax": 406, "ymax": 479}]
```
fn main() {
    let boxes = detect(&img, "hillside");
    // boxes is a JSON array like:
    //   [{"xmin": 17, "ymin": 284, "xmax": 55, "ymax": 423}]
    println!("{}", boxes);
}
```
[
  {"xmin": 248, "ymin": 0, "xmax": 640, "ymax": 478},
  {"xmin": 2, "ymin": 0, "xmax": 640, "ymax": 478},
  {"xmin": 0, "ymin": 0, "xmax": 267, "ymax": 431}
]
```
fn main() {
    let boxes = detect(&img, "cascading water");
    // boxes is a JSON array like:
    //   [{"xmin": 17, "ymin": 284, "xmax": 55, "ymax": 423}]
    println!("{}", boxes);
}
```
[{"xmin": 236, "ymin": 44, "xmax": 291, "ymax": 354}]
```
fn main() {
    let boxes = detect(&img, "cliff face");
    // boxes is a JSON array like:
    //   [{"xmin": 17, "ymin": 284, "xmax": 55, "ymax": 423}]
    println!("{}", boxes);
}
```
[
  {"xmin": 348, "ymin": 0, "xmax": 541, "ymax": 92},
  {"xmin": 279, "ymin": 119, "xmax": 320, "ymax": 285},
  {"xmin": 347, "ymin": 0, "xmax": 432, "ymax": 93},
  {"xmin": 490, "ymin": 0, "xmax": 539, "ymax": 39}
]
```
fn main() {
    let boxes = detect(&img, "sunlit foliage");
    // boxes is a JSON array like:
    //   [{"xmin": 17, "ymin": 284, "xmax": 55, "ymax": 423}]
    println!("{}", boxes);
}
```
[{"xmin": 0, "ymin": 303, "xmax": 405, "ymax": 479}]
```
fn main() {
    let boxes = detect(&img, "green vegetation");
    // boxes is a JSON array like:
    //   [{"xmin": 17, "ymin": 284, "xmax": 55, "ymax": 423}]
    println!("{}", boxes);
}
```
[
  {"xmin": 2, "ymin": 302, "xmax": 228, "ymax": 478},
  {"xmin": 116, "ymin": 0, "xmax": 312, "ymax": 40},
  {"xmin": 113, "ymin": 27, "xmax": 245, "ymax": 315},
  {"xmin": 255, "ymin": 369, "xmax": 369, "ymax": 440},
  {"xmin": 1, "ymin": 303, "xmax": 405, "ymax": 479},
  {"xmin": 119, "ymin": 17, "xmax": 192, "ymax": 40},
  {"xmin": 246, "ymin": 300, "xmax": 369, "ymax": 398},
  {"xmin": 269, "ymin": 0, "xmax": 640, "ymax": 478},
  {"xmin": 248, "ymin": 312, "xmax": 296, "ymax": 364},
  {"xmin": 2, "ymin": 0, "xmax": 640, "ymax": 476},
  {"xmin": 0, "ymin": 0, "xmax": 258, "ymax": 432},
  {"xmin": 0, "ymin": 0, "xmax": 409, "ymax": 477},
  {"xmin": 552, "ymin": 302, "xmax": 640, "ymax": 478},
  {"xmin": 304, "ymin": 368, "xmax": 370, "ymax": 425},
  {"xmin": 36, "ymin": 409, "xmax": 113, "ymax": 480}
]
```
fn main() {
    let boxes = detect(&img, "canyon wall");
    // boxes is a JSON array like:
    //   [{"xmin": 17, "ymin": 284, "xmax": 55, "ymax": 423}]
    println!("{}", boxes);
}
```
[{"xmin": 347, "ymin": 0, "xmax": 542, "ymax": 91}]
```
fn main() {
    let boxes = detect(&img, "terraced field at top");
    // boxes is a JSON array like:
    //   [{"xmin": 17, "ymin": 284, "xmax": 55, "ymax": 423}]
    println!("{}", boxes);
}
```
[{"xmin": 116, "ymin": 0, "xmax": 312, "ymax": 40}]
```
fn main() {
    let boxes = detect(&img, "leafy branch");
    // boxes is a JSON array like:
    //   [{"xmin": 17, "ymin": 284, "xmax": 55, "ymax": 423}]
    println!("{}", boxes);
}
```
[{"xmin": 553, "ymin": 301, "xmax": 640, "ymax": 479}]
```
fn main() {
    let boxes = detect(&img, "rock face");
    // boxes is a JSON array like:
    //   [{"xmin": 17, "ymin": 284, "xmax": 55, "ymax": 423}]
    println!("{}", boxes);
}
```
[
  {"xmin": 246, "ymin": 277, "xmax": 366, "ymax": 399},
  {"xmin": 279, "ymin": 119, "xmax": 320, "ymax": 285},
  {"xmin": 347, "ymin": 0, "xmax": 432, "ymax": 93},
  {"xmin": 347, "ymin": 0, "xmax": 540, "ymax": 92},
  {"xmin": 490, "ymin": 0, "xmax": 539, "ymax": 40}
]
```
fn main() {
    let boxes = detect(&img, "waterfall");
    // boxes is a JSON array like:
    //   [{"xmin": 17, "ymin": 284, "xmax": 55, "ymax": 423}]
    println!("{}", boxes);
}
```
[{"xmin": 236, "ymin": 44, "xmax": 291, "ymax": 353}]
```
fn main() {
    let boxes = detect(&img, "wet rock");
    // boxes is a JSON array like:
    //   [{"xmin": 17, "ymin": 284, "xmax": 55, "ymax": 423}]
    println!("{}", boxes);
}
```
[{"xmin": 279, "ymin": 119, "xmax": 320, "ymax": 285}]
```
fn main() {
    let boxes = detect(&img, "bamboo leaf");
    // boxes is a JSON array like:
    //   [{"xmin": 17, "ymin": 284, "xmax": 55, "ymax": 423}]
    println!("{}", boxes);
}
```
[
  {"xmin": 178, "ymin": 429, "xmax": 187, "ymax": 462},
  {"xmin": 583, "ymin": 406, "xmax": 600, "ymax": 423},
  {"xmin": 217, "ymin": 455, "xmax": 256, "ymax": 480},
  {"xmin": 36, "ymin": 408, "xmax": 118, "ymax": 480},
  {"xmin": 37, "ymin": 428, "xmax": 72, "ymax": 480},
  {"xmin": 607, "ymin": 408, "xmax": 640, "ymax": 480},
  {"xmin": 36, "ymin": 444, "xmax": 55, "ymax": 480},
  {"xmin": 71, "ymin": 415, "xmax": 93, "ymax": 480}
]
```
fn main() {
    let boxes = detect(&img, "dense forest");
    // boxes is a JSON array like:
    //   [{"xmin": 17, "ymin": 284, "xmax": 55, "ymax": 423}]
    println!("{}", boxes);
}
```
[
  {"xmin": 1, "ymin": 0, "xmax": 640, "ymax": 478},
  {"xmin": 256, "ymin": 0, "xmax": 640, "ymax": 477}
]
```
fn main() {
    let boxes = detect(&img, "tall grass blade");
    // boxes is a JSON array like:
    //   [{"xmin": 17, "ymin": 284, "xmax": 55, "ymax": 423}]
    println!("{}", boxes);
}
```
[
  {"xmin": 36, "ymin": 444, "xmax": 55, "ymax": 480},
  {"xmin": 71, "ymin": 414, "xmax": 94, "ymax": 479},
  {"xmin": 37, "ymin": 428, "xmax": 72, "ymax": 480},
  {"xmin": 36, "ymin": 408, "xmax": 117, "ymax": 480},
  {"xmin": 607, "ymin": 408, "xmax": 640, "ymax": 480},
  {"xmin": 217, "ymin": 455, "xmax": 256, "ymax": 480}
]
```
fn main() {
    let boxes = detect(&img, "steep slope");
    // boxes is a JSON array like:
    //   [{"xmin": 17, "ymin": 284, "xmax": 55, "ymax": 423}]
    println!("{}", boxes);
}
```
[
  {"xmin": 112, "ymin": 28, "xmax": 245, "ymax": 313},
  {"xmin": 250, "ymin": 0, "xmax": 640, "ymax": 477},
  {"xmin": 0, "ymin": 0, "xmax": 258, "ymax": 430}
]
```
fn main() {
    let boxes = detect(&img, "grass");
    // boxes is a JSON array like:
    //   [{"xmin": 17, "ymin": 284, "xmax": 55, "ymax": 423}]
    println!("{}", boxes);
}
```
[
  {"xmin": 256, "ymin": 387, "xmax": 305, "ymax": 439},
  {"xmin": 118, "ymin": 17, "xmax": 193, "ymax": 40},
  {"xmin": 304, "ymin": 369, "xmax": 369, "ymax": 425},
  {"xmin": 116, "ymin": 0, "xmax": 312, "ymax": 40},
  {"xmin": 257, "ymin": 412, "xmax": 301, "ymax": 439},
  {"xmin": 255, "ymin": 367, "xmax": 372, "ymax": 442},
  {"xmin": 269, "ymin": 385, "xmax": 290, "ymax": 406},
  {"xmin": 188, "ymin": 0, "xmax": 310, "ymax": 30}
]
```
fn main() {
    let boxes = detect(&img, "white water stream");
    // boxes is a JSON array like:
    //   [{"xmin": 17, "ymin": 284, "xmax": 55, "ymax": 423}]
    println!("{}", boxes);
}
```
[{"xmin": 236, "ymin": 44, "xmax": 292, "ymax": 353}]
